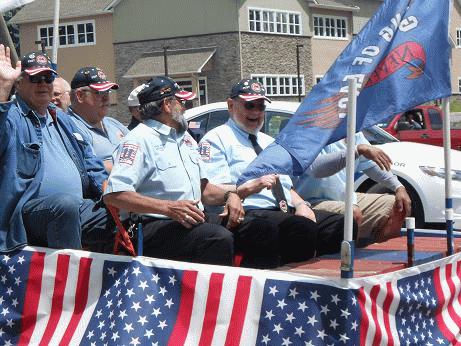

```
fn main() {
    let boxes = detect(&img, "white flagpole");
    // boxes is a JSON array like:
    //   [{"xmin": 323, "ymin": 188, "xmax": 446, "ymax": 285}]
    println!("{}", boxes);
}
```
[
  {"xmin": 341, "ymin": 77, "xmax": 357, "ymax": 279},
  {"xmin": 51, "ymin": 0, "xmax": 60, "ymax": 64},
  {"xmin": 442, "ymin": 98, "xmax": 454, "ymax": 255}
]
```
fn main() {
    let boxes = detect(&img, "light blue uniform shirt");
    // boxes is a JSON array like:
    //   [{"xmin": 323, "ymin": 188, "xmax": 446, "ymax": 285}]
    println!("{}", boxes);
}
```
[
  {"xmin": 105, "ymin": 119, "xmax": 204, "ymax": 219},
  {"xmin": 37, "ymin": 112, "xmax": 83, "ymax": 198},
  {"xmin": 294, "ymin": 132, "xmax": 375, "ymax": 204},
  {"xmin": 68, "ymin": 108, "xmax": 128, "ymax": 162},
  {"xmin": 199, "ymin": 119, "xmax": 293, "ymax": 210}
]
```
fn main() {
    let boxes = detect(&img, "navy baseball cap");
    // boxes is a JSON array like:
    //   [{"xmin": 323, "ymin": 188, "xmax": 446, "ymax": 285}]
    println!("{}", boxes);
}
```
[
  {"xmin": 137, "ymin": 76, "xmax": 196, "ymax": 105},
  {"xmin": 71, "ymin": 67, "xmax": 119, "ymax": 91},
  {"xmin": 230, "ymin": 78, "xmax": 271, "ymax": 103},
  {"xmin": 21, "ymin": 52, "xmax": 57, "ymax": 75}
]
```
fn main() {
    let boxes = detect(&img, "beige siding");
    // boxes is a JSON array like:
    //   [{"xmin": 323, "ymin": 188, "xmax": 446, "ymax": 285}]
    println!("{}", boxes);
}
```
[
  {"xmin": 452, "ymin": 0, "xmax": 461, "ymax": 94},
  {"xmin": 113, "ymin": 0, "xmax": 239, "ymax": 43},
  {"xmin": 309, "ymin": 8, "xmax": 352, "ymax": 80},
  {"xmin": 238, "ymin": 0, "xmax": 311, "ymax": 36},
  {"xmin": 18, "ymin": 14, "xmax": 116, "ymax": 99}
]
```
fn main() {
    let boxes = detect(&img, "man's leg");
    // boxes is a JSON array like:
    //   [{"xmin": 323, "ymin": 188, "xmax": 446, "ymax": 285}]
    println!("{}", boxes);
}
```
[
  {"xmin": 140, "ymin": 219, "xmax": 234, "ymax": 266},
  {"xmin": 22, "ymin": 193, "xmax": 82, "ymax": 249},
  {"xmin": 357, "ymin": 193, "xmax": 403, "ymax": 245},
  {"xmin": 313, "ymin": 209, "xmax": 357, "ymax": 256},
  {"xmin": 215, "ymin": 214, "xmax": 281, "ymax": 269},
  {"xmin": 245, "ymin": 210, "xmax": 319, "ymax": 264},
  {"xmin": 80, "ymin": 199, "xmax": 115, "ymax": 253}
]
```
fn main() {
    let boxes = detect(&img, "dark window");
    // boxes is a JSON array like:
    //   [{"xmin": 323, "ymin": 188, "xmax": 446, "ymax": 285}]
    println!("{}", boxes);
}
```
[{"xmin": 428, "ymin": 108, "xmax": 443, "ymax": 130}]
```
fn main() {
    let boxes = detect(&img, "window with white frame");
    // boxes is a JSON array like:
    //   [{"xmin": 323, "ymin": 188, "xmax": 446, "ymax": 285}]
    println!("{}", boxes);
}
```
[
  {"xmin": 313, "ymin": 15, "xmax": 347, "ymax": 39},
  {"xmin": 252, "ymin": 74, "xmax": 305, "ymax": 96},
  {"xmin": 457, "ymin": 28, "xmax": 461, "ymax": 47},
  {"xmin": 249, "ymin": 8, "xmax": 301, "ymax": 35},
  {"xmin": 38, "ymin": 20, "xmax": 95, "ymax": 48}
]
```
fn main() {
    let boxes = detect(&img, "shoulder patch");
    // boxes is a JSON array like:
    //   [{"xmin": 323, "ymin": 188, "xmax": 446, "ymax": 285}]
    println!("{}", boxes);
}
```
[
  {"xmin": 198, "ymin": 141, "xmax": 211, "ymax": 161},
  {"xmin": 119, "ymin": 143, "xmax": 139, "ymax": 165}
]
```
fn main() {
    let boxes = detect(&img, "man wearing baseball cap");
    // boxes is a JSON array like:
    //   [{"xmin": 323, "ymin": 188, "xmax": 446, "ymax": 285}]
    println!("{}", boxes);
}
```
[
  {"xmin": 68, "ymin": 66, "xmax": 128, "ymax": 172},
  {"xmin": 199, "ymin": 78, "xmax": 356, "ymax": 264},
  {"xmin": 126, "ymin": 84, "xmax": 145, "ymax": 130},
  {"xmin": 0, "ymin": 46, "xmax": 114, "ymax": 252},
  {"xmin": 103, "ymin": 76, "xmax": 281, "ymax": 267}
]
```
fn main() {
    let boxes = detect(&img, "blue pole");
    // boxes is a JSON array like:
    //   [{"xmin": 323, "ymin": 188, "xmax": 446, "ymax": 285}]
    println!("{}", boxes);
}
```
[
  {"xmin": 137, "ymin": 223, "xmax": 143, "ymax": 256},
  {"xmin": 406, "ymin": 217, "xmax": 415, "ymax": 267},
  {"xmin": 446, "ymin": 198, "xmax": 454, "ymax": 256}
]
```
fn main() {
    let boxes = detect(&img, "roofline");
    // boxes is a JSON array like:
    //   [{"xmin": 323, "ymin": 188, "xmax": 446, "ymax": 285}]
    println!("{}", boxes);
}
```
[
  {"xmin": 9, "ymin": 11, "xmax": 112, "ymax": 25},
  {"xmin": 104, "ymin": 0, "xmax": 123, "ymax": 11},
  {"xmin": 308, "ymin": 2, "xmax": 360, "ymax": 13}
]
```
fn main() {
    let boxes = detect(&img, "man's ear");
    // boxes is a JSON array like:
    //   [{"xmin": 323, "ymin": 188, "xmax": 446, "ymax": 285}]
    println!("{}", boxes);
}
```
[
  {"xmin": 75, "ymin": 89, "xmax": 86, "ymax": 104},
  {"xmin": 162, "ymin": 98, "xmax": 172, "ymax": 113},
  {"xmin": 227, "ymin": 98, "xmax": 234, "ymax": 112}
]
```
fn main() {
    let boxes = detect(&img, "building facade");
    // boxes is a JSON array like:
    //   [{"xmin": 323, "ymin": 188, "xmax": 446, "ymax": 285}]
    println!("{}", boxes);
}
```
[{"xmin": 9, "ymin": 0, "xmax": 461, "ymax": 123}]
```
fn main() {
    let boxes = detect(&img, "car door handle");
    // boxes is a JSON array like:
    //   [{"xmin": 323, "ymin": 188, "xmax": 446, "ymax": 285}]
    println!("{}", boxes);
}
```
[{"xmin": 420, "ymin": 133, "xmax": 429, "ymax": 138}]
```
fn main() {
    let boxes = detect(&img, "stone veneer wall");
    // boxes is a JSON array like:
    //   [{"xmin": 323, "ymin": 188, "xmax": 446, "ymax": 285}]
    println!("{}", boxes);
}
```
[
  {"xmin": 240, "ymin": 32, "xmax": 313, "ymax": 102},
  {"xmin": 113, "ymin": 32, "xmax": 242, "ymax": 124}
]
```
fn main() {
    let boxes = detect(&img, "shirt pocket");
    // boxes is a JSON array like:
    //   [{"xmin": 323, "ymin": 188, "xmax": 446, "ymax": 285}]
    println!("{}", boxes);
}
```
[
  {"xmin": 17, "ymin": 142, "xmax": 40, "ymax": 178},
  {"xmin": 155, "ymin": 156, "xmax": 177, "ymax": 171}
]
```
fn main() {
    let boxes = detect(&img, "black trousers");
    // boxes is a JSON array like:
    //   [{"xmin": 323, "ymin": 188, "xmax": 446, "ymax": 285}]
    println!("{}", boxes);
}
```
[
  {"xmin": 245, "ymin": 209, "xmax": 356, "ymax": 264},
  {"xmin": 137, "ymin": 213, "xmax": 280, "ymax": 268}
]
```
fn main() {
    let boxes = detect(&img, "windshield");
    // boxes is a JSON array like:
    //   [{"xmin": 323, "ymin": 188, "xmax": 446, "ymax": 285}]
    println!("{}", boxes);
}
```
[
  {"xmin": 362, "ymin": 126, "xmax": 398, "ymax": 144},
  {"xmin": 375, "ymin": 115, "xmax": 394, "ymax": 129}
]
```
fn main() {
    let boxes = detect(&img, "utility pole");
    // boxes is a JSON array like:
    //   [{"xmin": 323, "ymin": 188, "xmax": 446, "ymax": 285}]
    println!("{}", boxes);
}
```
[
  {"xmin": 163, "ymin": 46, "xmax": 169, "ymax": 76},
  {"xmin": 0, "ymin": 14, "xmax": 18, "ymax": 64},
  {"xmin": 296, "ymin": 44, "xmax": 304, "ymax": 102}
]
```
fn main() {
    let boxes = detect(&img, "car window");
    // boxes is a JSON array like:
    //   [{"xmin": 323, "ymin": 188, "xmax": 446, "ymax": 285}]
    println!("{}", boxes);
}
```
[
  {"xmin": 428, "ymin": 108, "xmax": 442, "ymax": 130},
  {"xmin": 187, "ymin": 113, "xmax": 209, "ymax": 142},
  {"xmin": 362, "ymin": 126, "xmax": 398, "ymax": 144},
  {"xmin": 207, "ymin": 110, "xmax": 230, "ymax": 132},
  {"xmin": 264, "ymin": 111, "xmax": 292, "ymax": 137}
]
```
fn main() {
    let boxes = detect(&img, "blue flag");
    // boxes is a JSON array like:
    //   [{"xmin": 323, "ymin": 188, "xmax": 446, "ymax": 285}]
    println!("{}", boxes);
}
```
[{"xmin": 238, "ymin": 0, "xmax": 451, "ymax": 184}]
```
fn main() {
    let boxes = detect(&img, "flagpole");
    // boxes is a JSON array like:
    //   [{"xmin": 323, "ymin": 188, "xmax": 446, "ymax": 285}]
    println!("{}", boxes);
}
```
[
  {"xmin": 442, "ymin": 98, "xmax": 454, "ymax": 255},
  {"xmin": 51, "ymin": 0, "xmax": 59, "ymax": 64},
  {"xmin": 341, "ymin": 77, "xmax": 357, "ymax": 279}
]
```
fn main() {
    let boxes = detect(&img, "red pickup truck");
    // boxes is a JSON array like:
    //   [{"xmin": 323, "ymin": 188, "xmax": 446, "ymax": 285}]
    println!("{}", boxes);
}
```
[{"xmin": 377, "ymin": 105, "xmax": 461, "ymax": 150}]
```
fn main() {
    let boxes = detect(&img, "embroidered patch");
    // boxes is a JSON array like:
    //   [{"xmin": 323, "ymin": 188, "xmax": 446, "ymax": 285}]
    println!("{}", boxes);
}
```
[
  {"xmin": 119, "ymin": 144, "xmax": 139, "ymax": 165},
  {"xmin": 198, "ymin": 141, "xmax": 211, "ymax": 161},
  {"xmin": 279, "ymin": 200, "xmax": 288, "ymax": 213}
]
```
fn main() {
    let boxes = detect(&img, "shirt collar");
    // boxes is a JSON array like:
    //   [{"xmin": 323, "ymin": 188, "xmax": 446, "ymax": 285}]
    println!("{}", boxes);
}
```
[
  {"xmin": 144, "ymin": 118, "xmax": 176, "ymax": 137},
  {"xmin": 68, "ymin": 106, "xmax": 102, "ymax": 131},
  {"xmin": 15, "ymin": 94, "xmax": 56, "ymax": 120}
]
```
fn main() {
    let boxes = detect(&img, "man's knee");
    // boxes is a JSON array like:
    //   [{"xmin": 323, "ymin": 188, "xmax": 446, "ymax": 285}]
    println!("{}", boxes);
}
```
[{"xmin": 49, "ymin": 193, "xmax": 81, "ymax": 219}]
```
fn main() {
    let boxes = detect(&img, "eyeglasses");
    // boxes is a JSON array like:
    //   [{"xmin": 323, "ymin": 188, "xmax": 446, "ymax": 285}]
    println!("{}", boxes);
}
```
[
  {"xmin": 29, "ymin": 74, "xmax": 55, "ymax": 84},
  {"xmin": 82, "ymin": 88, "xmax": 111, "ymax": 97},
  {"xmin": 175, "ymin": 97, "xmax": 186, "ymax": 107},
  {"xmin": 53, "ymin": 91, "xmax": 70, "ymax": 97},
  {"xmin": 243, "ymin": 101, "xmax": 266, "ymax": 111}
]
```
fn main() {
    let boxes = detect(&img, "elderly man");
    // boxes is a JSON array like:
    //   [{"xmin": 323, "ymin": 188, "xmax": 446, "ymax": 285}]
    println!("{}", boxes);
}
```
[
  {"xmin": 127, "ymin": 84, "xmax": 145, "ymax": 130},
  {"xmin": 0, "ymin": 46, "xmax": 113, "ymax": 252},
  {"xmin": 52, "ymin": 76, "xmax": 71, "ymax": 111},
  {"xmin": 68, "ymin": 67, "xmax": 128, "ymax": 172},
  {"xmin": 199, "ymin": 79, "xmax": 355, "ymax": 263},
  {"xmin": 104, "ymin": 76, "xmax": 281, "ymax": 267},
  {"xmin": 295, "ymin": 132, "xmax": 411, "ymax": 246}
]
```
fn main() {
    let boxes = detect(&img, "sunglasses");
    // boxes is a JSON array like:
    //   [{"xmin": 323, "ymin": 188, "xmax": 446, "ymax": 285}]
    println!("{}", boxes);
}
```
[
  {"xmin": 244, "ymin": 101, "xmax": 266, "ymax": 111},
  {"xmin": 82, "ymin": 89, "xmax": 111, "ymax": 96},
  {"xmin": 29, "ymin": 74, "xmax": 55, "ymax": 84}
]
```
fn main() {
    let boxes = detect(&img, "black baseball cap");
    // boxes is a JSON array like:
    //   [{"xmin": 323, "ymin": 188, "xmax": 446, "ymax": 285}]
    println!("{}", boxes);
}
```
[
  {"xmin": 230, "ymin": 78, "xmax": 271, "ymax": 103},
  {"xmin": 21, "ymin": 52, "xmax": 57, "ymax": 75},
  {"xmin": 137, "ymin": 76, "xmax": 196, "ymax": 105},
  {"xmin": 71, "ymin": 67, "xmax": 119, "ymax": 91}
]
